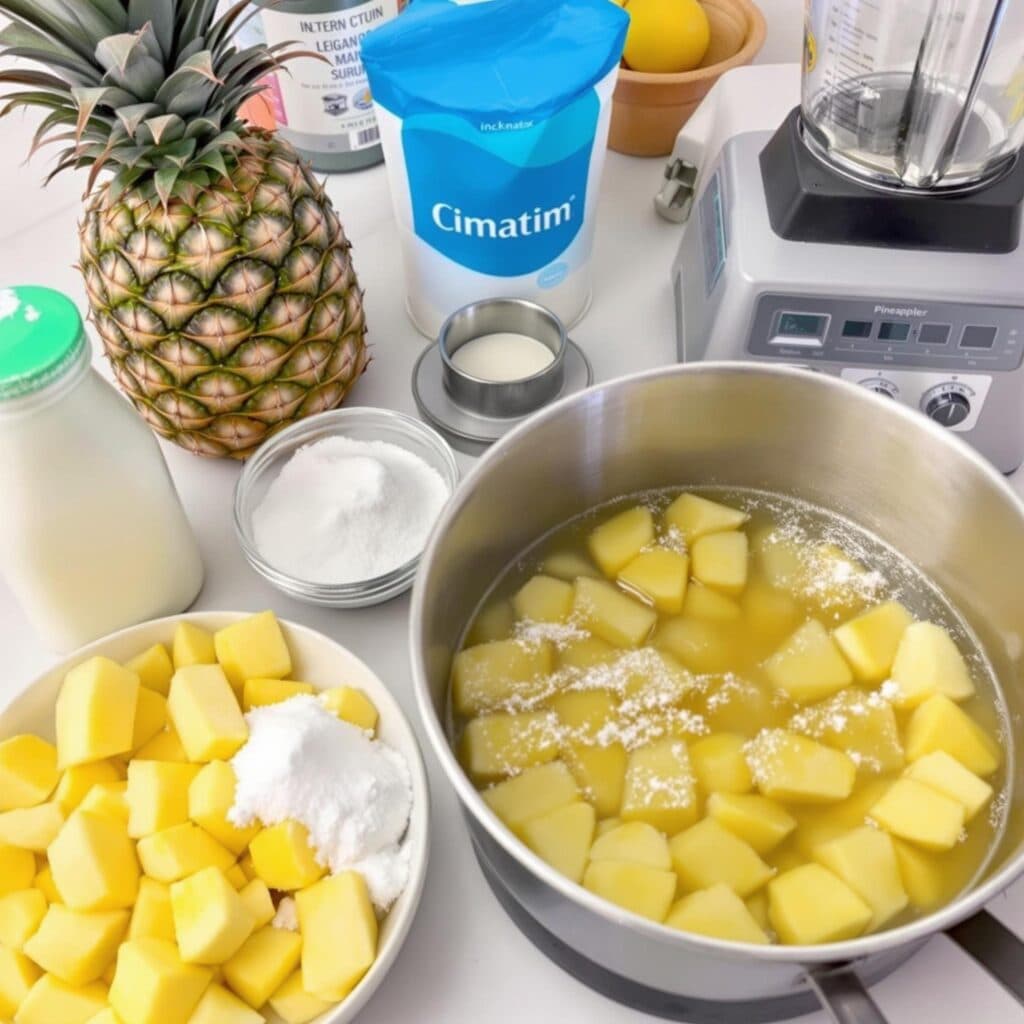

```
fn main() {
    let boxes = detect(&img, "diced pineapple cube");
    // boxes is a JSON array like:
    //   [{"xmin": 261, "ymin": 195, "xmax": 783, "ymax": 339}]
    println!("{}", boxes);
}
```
[
  {"xmin": 618, "ymin": 549, "xmax": 689, "ymax": 613},
  {"xmin": 666, "ymin": 883, "xmax": 769, "ymax": 944},
  {"xmin": 0, "ymin": 945, "xmax": 40, "ymax": 1018},
  {"xmin": 746, "ymin": 889, "xmax": 770, "ymax": 932},
  {"xmin": 869, "ymin": 779, "xmax": 965, "ymax": 851},
  {"xmin": 689, "ymin": 734, "xmax": 753, "ymax": 795},
  {"xmin": 464, "ymin": 600, "xmax": 516, "ymax": 646},
  {"xmin": 573, "ymin": 578, "xmax": 657, "ymax": 648},
  {"xmin": 595, "ymin": 817, "xmax": 622, "ymax": 837},
  {"xmin": 130, "ymin": 689, "xmax": 168, "ymax": 753},
  {"xmin": 173, "ymin": 623, "xmax": 217, "ymax": 669},
  {"xmin": 788, "ymin": 779, "xmax": 891, "ymax": 858},
  {"xmin": 550, "ymin": 690, "xmax": 617, "ymax": 744},
  {"xmin": 248, "ymin": 821, "xmax": 324, "ymax": 891},
  {"xmin": 812, "ymin": 826, "xmax": 907, "ymax": 932},
  {"xmin": 669, "ymin": 818, "xmax": 773, "ymax": 897},
  {"xmin": 513, "ymin": 575, "xmax": 575, "ymax": 623},
  {"xmin": 188, "ymin": 762, "xmax": 260, "ymax": 855},
  {"xmin": 587, "ymin": 506, "xmax": 655, "ymax": 576},
  {"xmin": 222, "ymin": 927, "xmax": 301, "ymax": 1009},
  {"xmin": 617, "ymin": 649, "xmax": 694, "ymax": 707},
  {"xmin": 241, "ymin": 679, "xmax": 315, "ymax": 711},
  {"xmin": 521, "ymin": 802, "xmax": 595, "ymax": 883},
  {"xmin": 214, "ymin": 612, "xmax": 292, "ymax": 695},
  {"xmin": 0, "ymin": 736, "xmax": 58, "ymax": 812},
  {"xmin": 22, "ymin": 904, "xmax": 128, "ymax": 985},
  {"xmin": 705, "ymin": 793, "xmax": 796, "ymax": 855},
  {"xmin": 768, "ymin": 864, "xmax": 872, "ymax": 944},
  {"xmin": 451, "ymin": 640, "xmax": 554, "ymax": 717},
  {"xmin": 654, "ymin": 617, "xmax": 734, "ymax": 674},
  {"xmin": 86, "ymin": 1008, "xmax": 120, "ymax": 1024},
  {"xmin": 14, "ymin": 974, "xmax": 107, "ymax": 1024},
  {"xmin": 55, "ymin": 761, "xmax": 124, "ymax": 814},
  {"xmin": 664, "ymin": 493, "xmax": 747, "ymax": 543},
  {"xmin": 582, "ymin": 861, "xmax": 676, "ymax": 921},
  {"xmin": 482, "ymin": 761, "xmax": 580, "ymax": 833},
  {"xmin": 129, "ymin": 878, "xmax": 176, "ymax": 943},
  {"xmin": 134, "ymin": 727, "xmax": 188, "ymax": 763},
  {"xmin": 48, "ymin": 810, "xmax": 139, "ymax": 911},
  {"xmin": 126, "ymin": 761, "xmax": 201, "ymax": 839},
  {"xmin": 32, "ymin": 865, "xmax": 60, "ymax": 904},
  {"xmin": 562, "ymin": 744, "xmax": 627, "ymax": 819},
  {"xmin": 0, "ymin": 844, "xmax": 34, "ymax": 898},
  {"xmin": 0, "ymin": 889, "xmax": 46, "ymax": 950},
  {"xmin": 691, "ymin": 531, "xmax": 748, "ymax": 596},
  {"xmin": 589, "ymin": 821, "xmax": 671, "ymax": 869},
  {"xmin": 136, "ymin": 823, "xmax": 235, "ymax": 884},
  {"xmin": 186, "ymin": 982, "xmax": 263, "ymax": 1024},
  {"xmin": 892, "ymin": 839, "xmax": 948, "ymax": 910},
  {"xmin": 79, "ymin": 781, "xmax": 128, "ymax": 823},
  {"xmin": 224, "ymin": 864, "xmax": 247, "ymax": 890},
  {"xmin": 557, "ymin": 636, "xmax": 618, "ymax": 672},
  {"xmin": 801, "ymin": 688, "xmax": 905, "ymax": 775},
  {"xmin": 746, "ymin": 730, "xmax": 856, "ymax": 804},
  {"xmin": 268, "ymin": 970, "xmax": 334, "ymax": 1024},
  {"xmin": 764, "ymin": 620, "xmax": 853, "ymax": 703},
  {"xmin": 889, "ymin": 622, "xmax": 976, "ymax": 708},
  {"xmin": 904, "ymin": 751, "xmax": 993, "ymax": 821},
  {"xmin": 459, "ymin": 711, "xmax": 560, "ymax": 782},
  {"xmin": 126, "ymin": 644, "xmax": 175, "ymax": 696},
  {"xmin": 741, "ymin": 582, "xmax": 802, "ymax": 647},
  {"xmin": 296, "ymin": 872, "xmax": 375, "ymax": 1000},
  {"xmin": 620, "ymin": 738, "xmax": 698, "ymax": 835},
  {"xmin": 56, "ymin": 657, "xmax": 140, "ymax": 768},
  {"xmin": 0, "ymin": 803, "xmax": 64, "ymax": 851},
  {"xmin": 109, "ymin": 938, "xmax": 211, "ymax": 1024},
  {"xmin": 904, "ymin": 695, "xmax": 1000, "ymax": 775},
  {"xmin": 237, "ymin": 880, "xmax": 275, "ymax": 931},
  {"xmin": 681, "ymin": 583, "xmax": 741, "ymax": 622},
  {"xmin": 319, "ymin": 687, "xmax": 379, "ymax": 733},
  {"xmin": 832, "ymin": 602, "xmax": 913, "ymax": 683},
  {"xmin": 167, "ymin": 666, "xmax": 248, "ymax": 763},
  {"xmin": 170, "ymin": 867, "xmax": 255, "ymax": 964}
]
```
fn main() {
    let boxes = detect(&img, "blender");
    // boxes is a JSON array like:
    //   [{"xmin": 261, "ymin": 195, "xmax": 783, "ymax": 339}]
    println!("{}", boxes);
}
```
[{"xmin": 664, "ymin": 0, "xmax": 1024, "ymax": 472}]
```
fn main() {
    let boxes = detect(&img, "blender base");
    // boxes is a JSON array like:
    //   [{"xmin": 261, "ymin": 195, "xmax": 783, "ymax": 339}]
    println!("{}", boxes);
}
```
[
  {"xmin": 471, "ymin": 836, "xmax": 824, "ymax": 1023},
  {"xmin": 760, "ymin": 109, "xmax": 1024, "ymax": 254}
]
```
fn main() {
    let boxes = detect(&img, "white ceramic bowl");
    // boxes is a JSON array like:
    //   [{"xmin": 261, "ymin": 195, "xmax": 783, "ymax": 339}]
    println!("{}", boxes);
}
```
[{"xmin": 0, "ymin": 612, "xmax": 430, "ymax": 1024}]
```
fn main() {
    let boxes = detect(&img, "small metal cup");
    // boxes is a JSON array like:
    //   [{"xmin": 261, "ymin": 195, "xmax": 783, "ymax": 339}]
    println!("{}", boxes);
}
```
[{"xmin": 438, "ymin": 299, "xmax": 567, "ymax": 419}]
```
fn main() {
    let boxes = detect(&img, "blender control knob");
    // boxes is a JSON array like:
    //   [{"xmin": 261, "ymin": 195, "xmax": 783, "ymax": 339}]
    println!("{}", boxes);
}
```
[
  {"xmin": 868, "ymin": 385, "xmax": 894, "ymax": 397},
  {"xmin": 925, "ymin": 391, "xmax": 970, "ymax": 428}
]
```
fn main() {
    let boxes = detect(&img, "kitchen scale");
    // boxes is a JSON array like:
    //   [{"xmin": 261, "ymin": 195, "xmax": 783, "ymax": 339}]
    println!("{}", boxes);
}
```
[{"xmin": 659, "ymin": 0, "xmax": 1024, "ymax": 473}]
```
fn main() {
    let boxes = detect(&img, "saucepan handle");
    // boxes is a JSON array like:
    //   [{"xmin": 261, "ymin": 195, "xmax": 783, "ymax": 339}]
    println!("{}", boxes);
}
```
[
  {"xmin": 805, "ymin": 964, "xmax": 889, "ymax": 1024},
  {"xmin": 947, "ymin": 909, "xmax": 1024, "ymax": 1005}
]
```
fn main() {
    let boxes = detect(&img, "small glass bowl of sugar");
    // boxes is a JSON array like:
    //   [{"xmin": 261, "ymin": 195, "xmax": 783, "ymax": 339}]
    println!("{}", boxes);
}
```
[{"xmin": 234, "ymin": 407, "xmax": 459, "ymax": 607}]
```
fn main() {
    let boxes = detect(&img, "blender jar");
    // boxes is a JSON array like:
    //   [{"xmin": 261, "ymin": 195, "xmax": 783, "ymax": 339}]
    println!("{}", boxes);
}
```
[{"xmin": 801, "ymin": 0, "xmax": 1024, "ymax": 191}]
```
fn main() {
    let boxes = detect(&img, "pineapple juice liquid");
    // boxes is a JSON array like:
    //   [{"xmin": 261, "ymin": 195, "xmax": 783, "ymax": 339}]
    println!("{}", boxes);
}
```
[{"xmin": 449, "ymin": 487, "xmax": 1013, "ymax": 938}]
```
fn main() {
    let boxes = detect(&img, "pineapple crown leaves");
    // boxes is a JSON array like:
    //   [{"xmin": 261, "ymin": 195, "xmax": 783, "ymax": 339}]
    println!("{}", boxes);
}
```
[{"xmin": 0, "ymin": 0, "xmax": 323, "ymax": 202}]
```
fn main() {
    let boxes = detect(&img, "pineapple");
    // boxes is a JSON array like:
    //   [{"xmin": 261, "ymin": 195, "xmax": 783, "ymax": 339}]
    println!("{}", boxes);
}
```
[{"xmin": 0, "ymin": 1, "xmax": 368, "ymax": 458}]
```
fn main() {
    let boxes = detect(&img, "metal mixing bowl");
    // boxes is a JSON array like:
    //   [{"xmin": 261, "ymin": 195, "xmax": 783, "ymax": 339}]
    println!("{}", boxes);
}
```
[{"xmin": 410, "ymin": 363, "xmax": 1024, "ymax": 1023}]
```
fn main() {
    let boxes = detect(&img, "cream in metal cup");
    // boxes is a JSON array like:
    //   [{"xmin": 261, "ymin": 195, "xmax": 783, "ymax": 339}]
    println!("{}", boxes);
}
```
[{"xmin": 438, "ymin": 299, "xmax": 568, "ymax": 419}]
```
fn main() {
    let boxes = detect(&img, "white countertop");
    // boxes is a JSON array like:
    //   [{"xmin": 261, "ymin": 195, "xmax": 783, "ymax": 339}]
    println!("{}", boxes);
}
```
[{"xmin": 2, "ymin": 3, "xmax": 1024, "ymax": 1021}]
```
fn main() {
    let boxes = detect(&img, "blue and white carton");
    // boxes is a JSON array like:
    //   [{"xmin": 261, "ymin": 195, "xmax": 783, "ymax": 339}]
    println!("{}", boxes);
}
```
[{"xmin": 362, "ymin": 0, "xmax": 629, "ymax": 336}]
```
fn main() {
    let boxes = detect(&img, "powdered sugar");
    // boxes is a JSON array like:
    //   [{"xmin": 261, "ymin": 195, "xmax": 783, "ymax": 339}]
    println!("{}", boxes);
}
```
[
  {"xmin": 230, "ymin": 695, "xmax": 413, "ymax": 911},
  {"xmin": 272, "ymin": 897, "xmax": 298, "ymax": 931}
]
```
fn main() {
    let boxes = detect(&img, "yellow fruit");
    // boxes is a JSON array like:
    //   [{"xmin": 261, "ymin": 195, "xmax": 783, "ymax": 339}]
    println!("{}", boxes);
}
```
[
  {"xmin": 319, "ymin": 686, "xmax": 378, "ymax": 733},
  {"xmin": 79, "ymin": 780, "xmax": 128, "ymax": 823},
  {"xmin": 459, "ymin": 711, "xmax": 560, "ymax": 783},
  {"xmin": 482, "ymin": 761, "xmax": 580, "ymax": 834},
  {"xmin": 269, "ymin": 970, "xmax": 334, "ymax": 1024},
  {"xmin": 0, "ymin": 736, "xmax": 58, "ymax": 812},
  {"xmin": 188, "ymin": 762, "xmax": 260, "ymax": 855},
  {"xmin": 666, "ymin": 883, "xmax": 769, "ymax": 944},
  {"xmin": 224, "ymin": 864, "xmax": 247, "ymax": 890},
  {"xmin": 832, "ymin": 602, "xmax": 913, "ymax": 683},
  {"xmin": 465, "ymin": 600, "xmax": 517, "ymax": 646},
  {"xmin": 213, "ymin": 612, "xmax": 292, "ymax": 695},
  {"xmin": 556, "ymin": 636, "xmax": 618, "ymax": 671},
  {"xmin": 173, "ymin": 623, "xmax": 217, "ymax": 670},
  {"xmin": 451, "ymin": 640, "xmax": 554, "ymax": 717},
  {"xmin": 14, "ymin": 974, "xmax": 107, "ymax": 1024},
  {"xmin": 746, "ymin": 889, "xmax": 770, "ymax": 932},
  {"xmin": 32, "ymin": 865, "xmax": 61, "ymax": 904},
  {"xmin": 654, "ymin": 616, "xmax": 733, "ymax": 674},
  {"xmin": 747, "ymin": 730, "xmax": 856, "ymax": 804},
  {"xmin": 187, "ymin": 983, "xmax": 263, "ymax": 1024},
  {"xmin": 550, "ymin": 690, "xmax": 617, "ymax": 744},
  {"xmin": 903, "ymin": 695, "xmax": 1000, "ymax": 775},
  {"xmin": 769, "ymin": 864, "xmax": 872, "ymax": 945},
  {"xmin": 23, "ymin": 904, "xmax": 128, "ymax": 986},
  {"xmin": 130, "ymin": 689, "xmax": 168, "ymax": 753},
  {"xmin": 582, "ymin": 860, "xmax": 676, "ymax": 921},
  {"xmin": 56, "ymin": 657, "xmax": 140, "ymax": 768},
  {"xmin": 125, "ymin": 644, "xmax": 175, "ymax": 696},
  {"xmin": 0, "ymin": 889, "xmax": 47, "ymax": 951},
  {"xmin": 126, "ymin": 761, "xmax": 201, "ymax": 839},
  {"xmin": 869, "ymin": 779, "xmax": 965, "ymax": 852},
  {"xmin": 573, "ymin": 577, "xmax": 658, "ymax": 648},
  {"xmin": 663, "ymin": 493, "xmax": 746, "ymax": 543},
  {"xmin": 689, "ymin": 733, "xmax": 753, "ymax": 795},
  {"xmin": 0, "ymin": 844, "xmax": 34, "ymax": 898},
  {"xmin": 801, "ymin": 688, "xmax": 904, "ymax": 775},
  {"xmin": 0, "ymin": 945, "xmax": 41, "ymax": 1018},
  {"xmin": 170, "ymin": 867, "xmax": 255, "ymax": 964},
  {"xmin": 134, "ymin": 727, "xmax": 188, "ymax": 764},
  {"xmin": 222, "ymin": 926, "xmax": 302, "ymax": 1009},
  {"xmin": 691, "ymin": 531, "xmax": 748, "ymax": 596},
  {"xmin": 562, "ymin": 743, "xmax": 627, "ymax": 819},
  {"xmin": 0, "ymin": 803, "xmax": 64, "ymax": 851},
  {"xmin": 587, "ymin": 506, "xmax": 655, "ymax": 576},
  {"xmin": 705, "ymin": 793, "xmax": 795, "ymax": 855},
  {"xmin": 618, "ymin": 549, "xmax": 689, "ymax": 613},
  {"xmin": 241, "ymin": 678, "xmax": 315, "ymax": 711},
  {"xmin": 892, "ymin": 839, "xmax": 948, "ymax": 911},
  {"xmin": 521, "ymin": 802, "xmax": 596, "ymax": 883},
  {"xmin": 136, "ymin": 823, "xmax": 235, "ymax": 884},
  {"xmin": 904, "ymin": 751, "xmax": 992, "ymax": 821},
  {"xmin": 741, "ymin": 581, "xmax": 802, "ymax": 647},
  {"xmin": 48, "ymin": 810, "xmax": 139, "ymax": 911},
  {"xmin": 167, "ymin": 665, "xmax": 248, "ymax": 763},
  {"xmin": 764, "ymin": 620, "xmax": 853, "ymax": 703},
  {"xmin": 620, "ymin": 738, "xmax": 697, "ymax": 835},
  {"xmin": 589, "ymin": 821, "xmax": 670, "ymax": 869},
  {"xmin": 237, "ymin": 880, "xmax": 275, "ymax": 930},
  {"xmin": 889, "ymin": 621, "xmax": 975, "ymax": 708},
  {"xmin": 669, "ymin": 818, "xmax": 773, "ymax": 897},
  {"xmin": 248, "ymin": 821, "xmax": 325, "ymax": 891},
  {"xmin": 681, "ymin": 583, "xmax": 741, "ymax": 622},
  {"xmin": 109, "ymin": 938, "xmax": 211, "ymax": 1024},
  {"xmin": 129, "ymin": 878, "xmax": 176, "ymax": 944},
  {"xmin": 512, "ymin": 574, "xmax": 575, "ymax": 623},
  {"xmin": 55, "ymin": 761, "xmax": 124, "ymax": 814}
]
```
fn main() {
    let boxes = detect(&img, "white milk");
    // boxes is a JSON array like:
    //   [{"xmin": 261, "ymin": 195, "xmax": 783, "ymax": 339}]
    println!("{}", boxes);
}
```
[{"xmin": 450, "ymin": 333, "xmax": 555, "ymax": 381}]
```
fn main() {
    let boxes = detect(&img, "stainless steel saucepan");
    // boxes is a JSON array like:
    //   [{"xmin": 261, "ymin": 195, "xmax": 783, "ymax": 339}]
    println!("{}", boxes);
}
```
[{"xmin": 410, "ymin": 363, "xmax": 1024, "ymax": 1023}]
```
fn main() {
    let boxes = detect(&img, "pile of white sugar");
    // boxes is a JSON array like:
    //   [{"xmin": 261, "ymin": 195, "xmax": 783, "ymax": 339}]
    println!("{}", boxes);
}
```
[
  {"xmin": 252, "ymin": 435, "xmax": 450, "ymax": 584},
  {"xmin": 229, "ymin": 695, "xmax": 414, "ymax": 911}
]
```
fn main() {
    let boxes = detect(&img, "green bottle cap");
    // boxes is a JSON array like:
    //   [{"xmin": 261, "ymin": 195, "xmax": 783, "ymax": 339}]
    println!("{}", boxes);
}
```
[{"xmin": 0, "ymin": 286, "xmax": 87, "ymax": 401}]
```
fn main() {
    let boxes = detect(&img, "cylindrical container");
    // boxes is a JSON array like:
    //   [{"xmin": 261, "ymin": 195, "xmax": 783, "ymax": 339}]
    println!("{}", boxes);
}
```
[
  {"xmin": 801, "ymin": 0, "xmax": 1024, "ymax": 191},
  {"xmin": 0, "ymin": 287, "xmax": 204, "ymax": 651},
  {"xmin": 254, "ymin": 0, "xmax": 403, "ymax": 172}
]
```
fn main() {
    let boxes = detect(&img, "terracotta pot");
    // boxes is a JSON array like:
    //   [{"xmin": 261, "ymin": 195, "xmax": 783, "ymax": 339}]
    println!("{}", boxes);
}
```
[{"xmin": 609, "ymin": 0, "xmax": 767, "ymax": 157}]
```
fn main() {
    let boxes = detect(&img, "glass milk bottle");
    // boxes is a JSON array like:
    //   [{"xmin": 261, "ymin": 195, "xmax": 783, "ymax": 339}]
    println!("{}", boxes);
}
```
[{"xmin": 0, "ymin": 287, "xmax": 204, "ymax": 651}]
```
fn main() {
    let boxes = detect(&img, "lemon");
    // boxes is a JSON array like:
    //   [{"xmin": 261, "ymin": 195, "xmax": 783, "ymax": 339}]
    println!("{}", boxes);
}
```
[{"xmin": 622, "ymin": 0, "xmax": 711, "ymax": 74}]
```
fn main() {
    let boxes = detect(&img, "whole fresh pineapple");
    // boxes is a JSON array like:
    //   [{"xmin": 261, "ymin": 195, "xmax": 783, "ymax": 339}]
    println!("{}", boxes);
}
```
[{"xmin": 0, "ymin": 1, "xmax": 369, "ymax": 458}]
